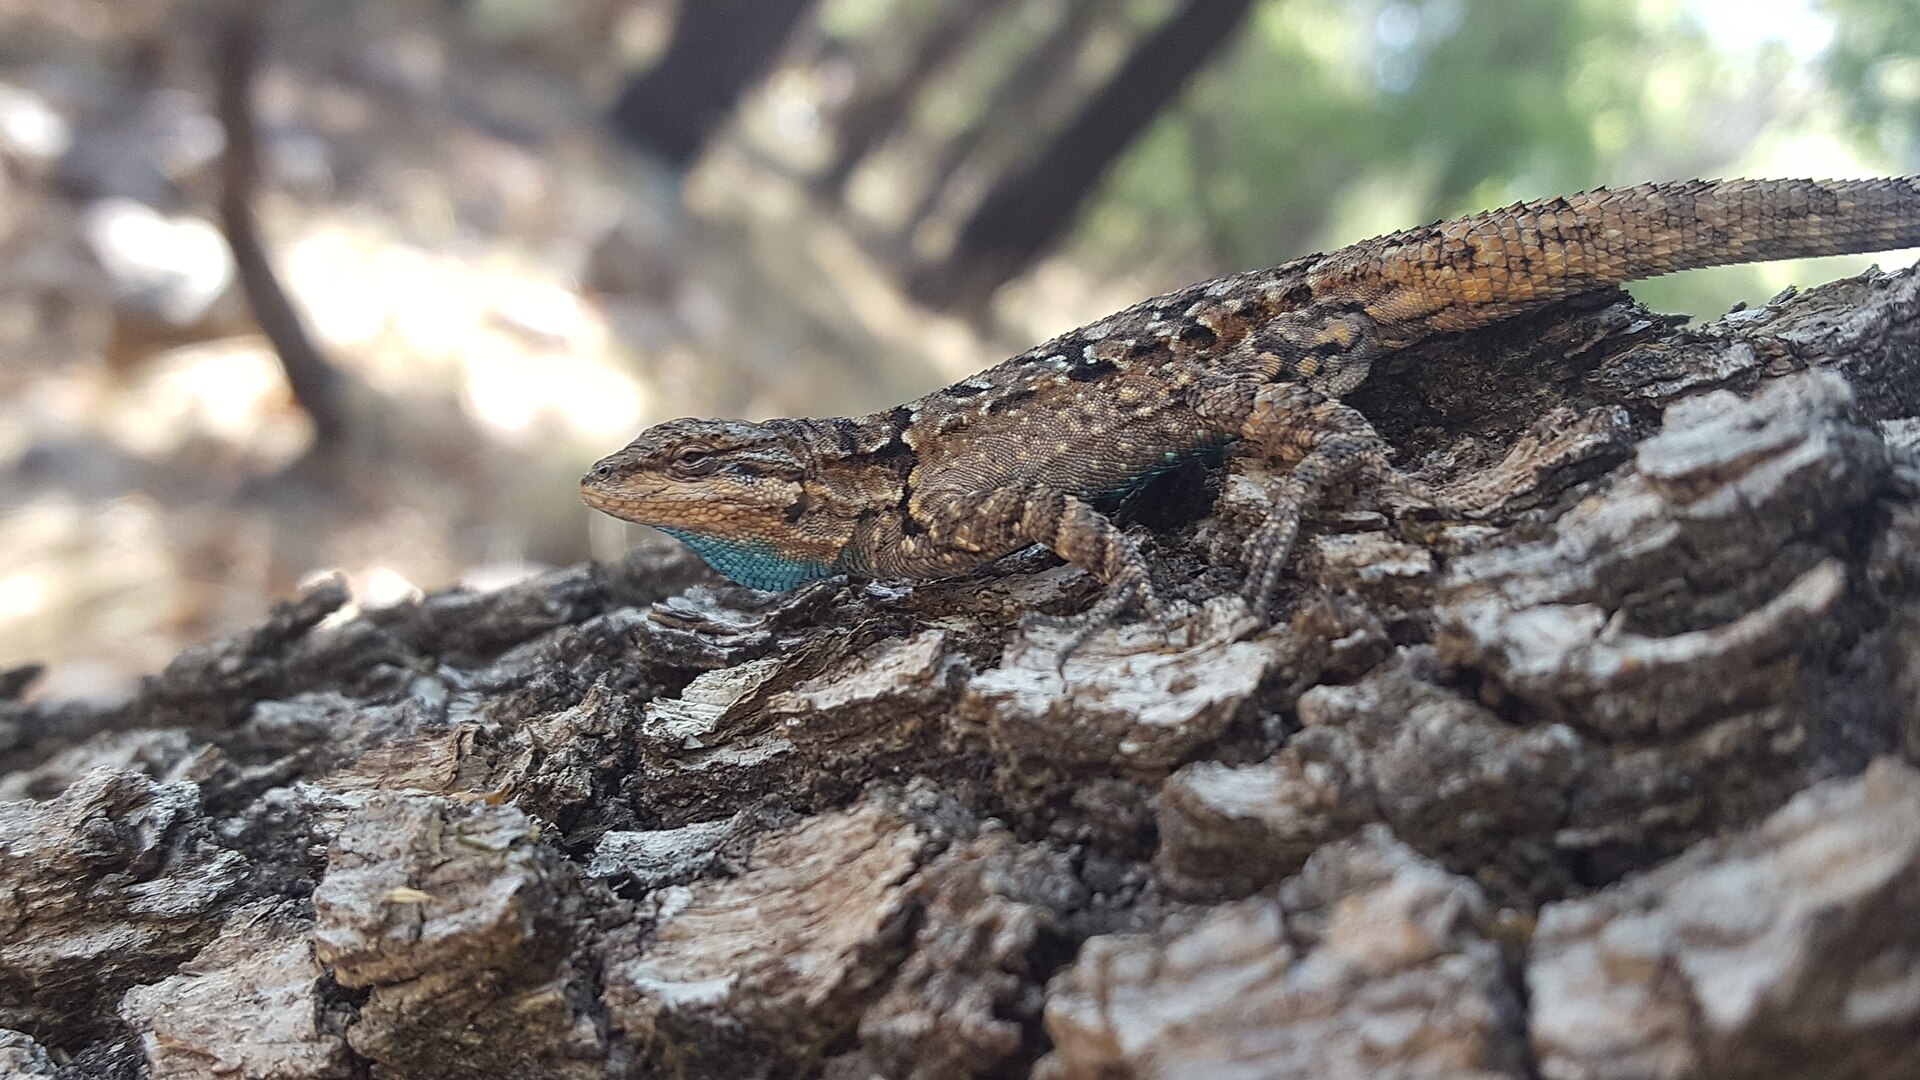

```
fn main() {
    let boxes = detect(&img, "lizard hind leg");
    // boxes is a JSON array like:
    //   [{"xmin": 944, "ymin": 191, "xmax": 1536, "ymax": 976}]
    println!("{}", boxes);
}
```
[{"xmin": 1232, "ymin": 383, "xmax": 1426, "ymax": 617}]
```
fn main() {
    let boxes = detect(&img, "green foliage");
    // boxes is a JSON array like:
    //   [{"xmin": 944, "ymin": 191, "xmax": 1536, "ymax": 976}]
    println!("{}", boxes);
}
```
[
  {"xmin": 1072, "ymin": 0, "xmax": 1903, "ymax": 316},
  {"xmin": 1084, "ymin": 0, "xmax": 1697, "ymax": 271},
  {"xmin": 818, "ymin": 0, "xmax": 1913, "ymax": 318},
  {"xmin": 1822, "ymin": 0, "xmax": 1920, "ymax": 160}
]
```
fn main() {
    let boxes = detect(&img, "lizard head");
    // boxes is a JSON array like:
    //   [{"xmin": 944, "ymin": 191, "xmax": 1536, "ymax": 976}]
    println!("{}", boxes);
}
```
[{"xmin": 581, "ymin": 418, "xmax": 844, "ymax": 590}]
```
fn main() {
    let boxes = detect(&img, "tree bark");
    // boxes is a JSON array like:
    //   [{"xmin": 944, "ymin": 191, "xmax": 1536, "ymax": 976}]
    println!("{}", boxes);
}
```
[
  {"xmin": 8, "ymin": 267, "xmax": 1920, "ymax": 1077},
  {"xmin": 608, "ymin": 0, "xmax": 821, "ymax": 169},
  {"xmin": 911, "ymin": 0, "xmax": 1256, "ymax": 312}
]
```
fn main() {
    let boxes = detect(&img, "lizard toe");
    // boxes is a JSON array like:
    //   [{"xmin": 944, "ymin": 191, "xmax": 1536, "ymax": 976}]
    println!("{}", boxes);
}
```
[{"xmin": 1020, "ymin": 576, "xmax": 1161, "ymax": 667}]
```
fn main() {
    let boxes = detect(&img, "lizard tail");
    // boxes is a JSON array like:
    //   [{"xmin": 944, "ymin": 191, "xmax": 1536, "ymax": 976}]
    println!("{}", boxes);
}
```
[
  {"xmin": 1339, "ymin": 176, "xmax": 1920, "ymax": 337},
  {"xmin": 1571, "ymin": 175, "xmax": 1920, "ymax": 276}
]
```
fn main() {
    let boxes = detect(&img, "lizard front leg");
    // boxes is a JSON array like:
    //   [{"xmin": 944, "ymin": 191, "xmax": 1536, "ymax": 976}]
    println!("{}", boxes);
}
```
[
  {"xmin": 871, "ymin": 484, "xmax": 1165, "ymax": 650},
  {"xmin": 953, "ymin": 485, "xmax": 1164, "ymax": 625}
]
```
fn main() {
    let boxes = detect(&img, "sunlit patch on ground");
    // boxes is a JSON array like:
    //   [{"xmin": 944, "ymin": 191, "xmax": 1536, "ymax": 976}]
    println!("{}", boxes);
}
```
[
  {"xmin": 282, "ymin": 215, "xmax": 653, "ymax": 440},
  {"xmin": 0, "ymin": 493, "xmax": 192, "ymax": 700},
  {"xmin": 101, "ymin": 340, "xmax": 311, "ymax": 465}
]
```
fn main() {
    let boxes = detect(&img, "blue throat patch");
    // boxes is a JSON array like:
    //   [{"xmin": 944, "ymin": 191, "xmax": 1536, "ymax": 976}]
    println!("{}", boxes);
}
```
[{"xmin": 657, "ymin": 528, "xmax": 837, "ymax": 591}]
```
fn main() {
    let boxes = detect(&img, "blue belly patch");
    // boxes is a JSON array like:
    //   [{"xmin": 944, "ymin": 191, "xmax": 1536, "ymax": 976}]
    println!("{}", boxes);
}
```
[
  {"xmin": 1085, "ymin": 442, "xmax": 1230, "ymax": 506},
  {"xmin": 657, "ymin": 528, "xmax": 837, "ymax": 591}
]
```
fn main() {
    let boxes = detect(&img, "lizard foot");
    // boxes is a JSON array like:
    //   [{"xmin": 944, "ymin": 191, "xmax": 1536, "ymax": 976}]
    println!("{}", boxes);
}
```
[
  {"xmin": 1233, "ymin": 386, "xmax": 1405, "ymax": 619},
  {"xmin": 1020, "ymin": 577, "xmax": 1169, "ymax": 669}
]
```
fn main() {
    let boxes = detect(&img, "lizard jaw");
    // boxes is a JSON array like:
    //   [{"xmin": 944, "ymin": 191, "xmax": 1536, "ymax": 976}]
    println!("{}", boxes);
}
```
[
  {"xmin": 581, "ymin": 463, "xmax": 854, "ymax": 588},
  {"xmin": 581, "ymin": 475, "xmax": 846, "ymax": 590},
  {"xmin": 580, "ymin": 469, "xmax": 800, "ymax": 533}
]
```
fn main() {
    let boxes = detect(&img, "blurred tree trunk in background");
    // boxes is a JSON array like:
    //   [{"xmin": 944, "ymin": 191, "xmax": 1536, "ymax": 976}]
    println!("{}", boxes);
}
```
[
  {"xmin": 214, "ymin": 1, "xmax": 349, "ymax": 451},
  {"xmin": 906, "ymin": 0, "xmax": 1105, "ymax": 233},
  {"xmin": 818, "ymin": 0, "xmax": 1016, "ymax": 198},
  {"xmin": 911, "ymin": 0, "xmax": 1256, "ymax": 313},
  {"xmin": 609, "ymin": 0, "xmax": 821, "ymax": 169}
]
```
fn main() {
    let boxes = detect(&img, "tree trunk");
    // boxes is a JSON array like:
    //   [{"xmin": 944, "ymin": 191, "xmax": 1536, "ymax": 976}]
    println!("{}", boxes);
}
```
[
  {"xmin": 608, "ymin": 0, "xmax": 820, "ymax": 169},
  {"xmin": 213, "ymin": 2, "xmax": 349, "ymax": 451},
  {"xmin": 818, "ymin": 0, "xmax": 1016, "ymax": 198},
  {"xmin": 906, "ymin": 0, "xmax": 1105, "ymax": 233},
  {"xmin": 910, "ymin": 0, "xmax": 1256, "ymax": 312}
]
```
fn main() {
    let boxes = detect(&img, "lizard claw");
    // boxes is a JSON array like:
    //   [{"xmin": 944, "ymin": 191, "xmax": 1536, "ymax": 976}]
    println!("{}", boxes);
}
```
[
  {"xmin": 1240, "ymin": 516, "xmax": 1301, "ymax": 619},
  {"xmin": 1020, "ymin": 579, "xmax": 1166, "ymax": 670}
]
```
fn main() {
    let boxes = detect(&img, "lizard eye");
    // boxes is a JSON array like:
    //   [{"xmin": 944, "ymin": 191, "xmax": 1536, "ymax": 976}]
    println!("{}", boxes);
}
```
[{"xmin": 667, "ymin": 448, "xmax": 721, "ymax": 477}]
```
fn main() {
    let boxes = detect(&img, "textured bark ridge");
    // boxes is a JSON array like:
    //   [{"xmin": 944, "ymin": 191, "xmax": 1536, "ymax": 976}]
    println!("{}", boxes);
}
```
[{"xmin": 7, "ymin": 266, "xmax": 1920, "ymax": 1079}]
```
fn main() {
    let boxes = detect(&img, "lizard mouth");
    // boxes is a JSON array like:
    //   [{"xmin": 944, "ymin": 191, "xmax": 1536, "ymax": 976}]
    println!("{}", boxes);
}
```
[{"xmin": 579, "ymin": 476, "xmax": 660, "ymax": 521}]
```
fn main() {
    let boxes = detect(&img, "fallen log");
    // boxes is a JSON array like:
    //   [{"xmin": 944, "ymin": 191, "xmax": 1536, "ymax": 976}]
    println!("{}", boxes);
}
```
[{"xmin": 5, "ymin": 265, "xmax": 1920, "ymax": 1079}]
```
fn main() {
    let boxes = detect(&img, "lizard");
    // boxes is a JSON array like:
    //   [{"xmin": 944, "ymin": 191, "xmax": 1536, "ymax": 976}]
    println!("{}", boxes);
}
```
[{"xmin": 581, "ymin": 177, "xmax": 1920, "ymax": 645}]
